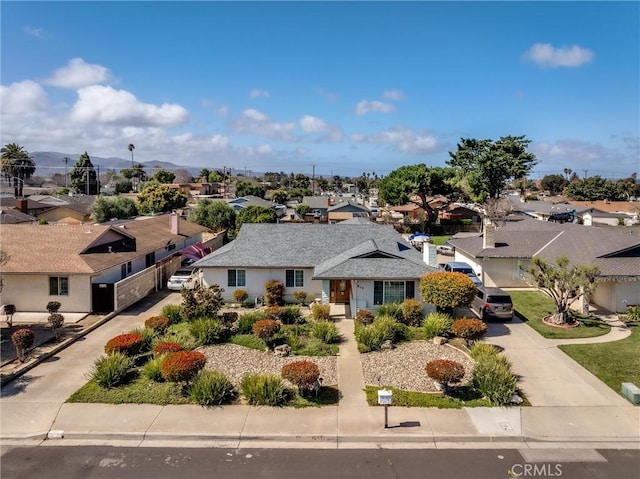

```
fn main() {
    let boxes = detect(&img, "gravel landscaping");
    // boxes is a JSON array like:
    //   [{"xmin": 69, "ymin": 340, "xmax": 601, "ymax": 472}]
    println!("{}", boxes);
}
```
[
  {"xmin": 199, "ymin": 343, "xmax": 338, "ymax": 388},
  {"xmin": 360, "ymin": 341, "xmax": 474, "ymax": 392}
]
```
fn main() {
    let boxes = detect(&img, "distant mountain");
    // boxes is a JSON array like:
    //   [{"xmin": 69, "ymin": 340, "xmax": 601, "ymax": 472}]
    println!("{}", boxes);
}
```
[{"xmin": 30, "ymin": 151, "xmax": 201, "ymax": 177}]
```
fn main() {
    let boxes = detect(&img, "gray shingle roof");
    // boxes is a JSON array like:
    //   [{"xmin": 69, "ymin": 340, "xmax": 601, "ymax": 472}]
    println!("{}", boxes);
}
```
[{"xmin": 195, "ymin": 222, "xmax": 435, "ymax": 278}]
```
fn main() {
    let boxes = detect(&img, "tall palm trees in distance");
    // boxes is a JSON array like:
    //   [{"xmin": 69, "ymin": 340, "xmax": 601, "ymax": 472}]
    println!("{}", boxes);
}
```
[
  {"xmin": 128, "ymin": 143, "xmax": 136, "ymax": 191},
  {"xmin": 1, "ymin": 143, "xmax": 35, "ymax": 197}
]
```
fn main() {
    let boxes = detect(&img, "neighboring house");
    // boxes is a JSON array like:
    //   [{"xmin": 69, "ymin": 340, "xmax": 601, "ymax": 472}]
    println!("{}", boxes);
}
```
[
  {"xmin": 300, "ymin": 196, "xmax": 332, "ymax": 222},
  {"xmin": 194, "ymin": 221, "xmax": 436, "ymax": 316},
  {"xmin": 501, "ymin": 196, "xmax": 589, "ymax": 222},
  {"xmin": 0, "ymin": 207, "xmax": 36, "ymax": 224},
  {"xmin": 227, "ymin": 195, "xmax": 286, "ymax": 218},
  {"xmin": 0, "ymin": 213, "xmax": 213, "ymax": 314},
  {"xmin": 36, "ymin": 203, "xmax": 92, "ymax": 224},
  {"xmin": 327, "ymin": 200, "xmax": 370, "ymax": 223},
  {"xmin": 384, "ymin": 203, "xmax": 423, "ymax": 223},
  {"xmin": 447, "ymin": 219, "xmax": 640, "ymax": 312},
  {"xmin": 439, "ymin": 204, "xmax": 480, "ymax": 222},
  {"xmin": 581, "ymin": 208, "xmax": 628, "ymax": 227}
]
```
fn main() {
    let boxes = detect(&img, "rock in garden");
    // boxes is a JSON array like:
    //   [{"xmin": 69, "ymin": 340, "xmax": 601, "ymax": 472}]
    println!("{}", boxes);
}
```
[
  {"xmin": 510, "ymin": 394, "xmax": 524, "ymax": 405},
  {"xmin": 433, "ymin": 336, "xmax": 448, "ymax": 345},
  {"xmin": 274, "ymin": 344, "xmax": 291, "ymax": 357},
  {"xmin": 381, "ymin": 340, "xmax": 394, "ymax": 350}
]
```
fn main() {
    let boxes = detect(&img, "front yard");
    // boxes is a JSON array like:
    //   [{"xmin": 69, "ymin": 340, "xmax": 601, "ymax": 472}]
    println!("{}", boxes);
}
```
[{"xmin": 510, "ymin": 290, "xmax": 611, "ymax": 339}]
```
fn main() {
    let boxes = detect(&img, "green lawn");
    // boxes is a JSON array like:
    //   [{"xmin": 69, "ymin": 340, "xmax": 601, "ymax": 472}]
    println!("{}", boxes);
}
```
[
  {"xmin": 430, "ymin": 235, "xmax": 451, "ymax": 246},
  {"xmin": 560, "ymin": 321, "xmax": 640, "ymax": 396},
  {"xmin": 365, "ymin": 385, "xmax": 490, "ymax": 408},
  {"xmin": 510, "ymin": 290, "xmax": 611, "ymax": 339}
]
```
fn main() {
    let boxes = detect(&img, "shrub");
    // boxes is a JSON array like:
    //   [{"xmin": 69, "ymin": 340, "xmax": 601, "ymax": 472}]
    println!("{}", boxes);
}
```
[
  {"xmin": 293, "ymin": 291, "xmax": 308, "ymax": 304},
  {"xmin": 221, "ymin": 311, "xmax": 238, "ymax": 325},
  {"xmin": 423, "ymin": 312, "xmax": 454, "ymax": 339},
  {"xmin": 104, "ymin": 333, "xmax": 146, "ymax": 356},
  {"xmin": 46, "ymin": 301, "xmax": 61, "ymax": 313},
  {"xmin": 311, "ymin": 321, "xmax": 340, "ymax": 344},
  {"xmin": 472, "ymin": 356, "xmax": 518, "ymax": 405},
  {"xmin": 311, "ymin": 303, "xmax": 331, "ymax": 322},
  {"xmin": 451, "ymin": 318, "xmax": 488, "ymax": 343},
  {"xmin": 355, "ymin": 316, "xmax": 405, "ymax": 352},
  {"xmin": 189, "ymin": 318, "xmax": 226, "ymax": 345},
  {"xmin": 264, "ymin": 280, "xmax": 284, "ymax": 306},
  {"xmin": 241, "ymin": 373, "xmax": 289, "ymax": 406},
  {"xmin": 238, "ymin": 311, "xmax": 267, "ymax": 334},
  {"xmin": 419, "ymin": 271, "xmax": 476, "ymax": 313},
  {"xmin": 626, "ymin": 305, "xmax": 640, "ymax": 322},
  {"xmin": 375, "ymin": 302, "xmax": 403, "ymax": 321},
  {"xmin": 131, "ymin": 327, "xmax": 155, "ymax": 350},
  {"xmin": 152, "ymin": 341, "xmax": 184, "ymax": 357},
  {"xmin": 280, "ymin": 305, "xmax": 303, "ymax": 325},
  {"xmin": 468, "ymin": 341, "xmax": 500, "ymax": 361},
  {"xmin": 265, "ymin": 306, "xmax": 284, "ymax": 321},
  {"xmin": 400, "ymin": 298, "xmax": 424, "ymax": 326},
  {"xmin": 161, "ymin": 304, "xmax": 183, "ymax": 324},
  {"xmin": 142, "ymin": 356, "xmax": 164, "ymax": 382},
  {"xmin": 355, "ymin": 309, "xmax": 375, "ymax": 326},
  {"xmin": 252, "ymin": 319, "xmax": 281, "ymax": 344},
  {"xmin": 233, "ymin": 289, "xmax": 249, "ymax": 303},
  {"xmin": 182, "ymin": 284, "xmax": 225, "ymax": 320},
  {"xmin": 47, "ymin": 313, "xmax": 65, "ymax": 338},
  {"xmin": 90, "ymin": 353, "xmax": 133, "ymax": 388},
  {"xmin": 425, "ymin": 359, "xmax": 465, "ymax": 394},
  {"xmin": 281, "ymin": 360, "xmax": 321, "ymax": 395},
  {"xmin": 161, "ymin": 350, "xmax": 207, "ymax": 383},
  {"xmin": 144, "ymin": 316, "xmax": 170, "ymax": 333},
  {"xmin": 231, "ymin": 334, "xmax": 267, "ymax": 351},
  {"xmin": 11, "ymin": 328, "xmax": 35, "ymax": 362},
  {"xmin": 189, "ymin": 370, "xmax": 235, "ymax": 405}
]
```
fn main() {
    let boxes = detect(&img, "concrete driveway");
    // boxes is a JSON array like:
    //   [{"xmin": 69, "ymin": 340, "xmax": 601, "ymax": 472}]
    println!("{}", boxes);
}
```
[{"xmin": 483, "ymin": 317, "xmax": 630, "ymax": 407}]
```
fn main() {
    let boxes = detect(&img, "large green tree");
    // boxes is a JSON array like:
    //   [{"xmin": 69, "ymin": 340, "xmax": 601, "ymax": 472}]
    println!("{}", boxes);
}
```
[
  {"xmin": 188, "ymin": 198, "xmax": 237, "ymax": 232},
  {"xmin": 526, "ymin": 256, "xmax": 599, "ymax": 325},
  {"xmin": 91, "ymin": 196, "xmax": 138, "ymax": 223},
  {"xmin": 1, "ymin": 143, "xmax": 35, "ymax": 197},
  {"xmin": 540, "ymin": 174, "xmax": 569, "ymax": 196},
  {"xmin": 564, "ymin": 176, "xmax": 625, "ymax": 201},
  {"xmin": 236, "ymin": 205, "xmax": 277, "ymax": 226},
  {"xmin": 235, "ymin": 180, "xmax": 265, "ymax": 198},
  {"xmin": 136, "ymin": 182, "xmax": 187, "ymax": 215},
  {"xmin": 69, "ymin": 152, "xmax": 99, "ymax": 195},
  {"xmin": 448, "ymin": 135, "xmax": 537, "ymax": 201},
  {"xmin": 377, "ymin": 164, "xmax": 455, "ymax": 222},
  {"xmin": 151, "ymin": 169, "xmax": 176, "ymax": 184}
]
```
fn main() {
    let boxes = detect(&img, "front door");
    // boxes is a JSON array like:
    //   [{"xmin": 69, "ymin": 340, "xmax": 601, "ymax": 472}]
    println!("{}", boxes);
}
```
[{"xmin": 330, "ymin": 279, "xmax": 350, "ymax": 303}]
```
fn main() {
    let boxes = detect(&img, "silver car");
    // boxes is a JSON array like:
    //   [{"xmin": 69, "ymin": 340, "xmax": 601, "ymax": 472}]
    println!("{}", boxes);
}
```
[{"xmin": 472, "ymin": 286, "xmax": 514, "ymax": 321}]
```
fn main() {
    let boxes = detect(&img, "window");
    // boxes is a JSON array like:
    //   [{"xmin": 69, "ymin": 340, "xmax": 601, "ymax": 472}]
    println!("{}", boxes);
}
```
[
  {"xmin": 228, "ymin": 269, "xmax": 246, "ymax": 287},
  {"xmin": 145, "ymin": 252, "xmax": 155, "ymax": 268},
  {"xmin": 286, "ymin": 269, "xmax": 304, "ymax": 288},
  {"xmin": 121, "ymin": 261, "xmax": 132, "ymax": 279},
  {"xmin": 49, "ymin": 276, "xmax": 69, "ymax": 296},
  {"xmin": 374, "ymin": 280, "xmax": 415, "ymax": 305}
]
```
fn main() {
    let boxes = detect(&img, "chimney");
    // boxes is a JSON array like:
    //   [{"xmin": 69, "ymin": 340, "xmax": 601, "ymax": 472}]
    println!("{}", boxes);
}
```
[
  {"xmin": 423, "ymin": 243, "xmax": 438, "ymax": 267},
  {"xmin": 483, "ymin": 222, "xmax": 496, "ymax": 249},
  {"xmin": 170, "ymin": 212, "xmax": 180, "ymax": 235},
  {"xmin": 17, "ymin": 198, "xmax": 28, "ymax": 214}
]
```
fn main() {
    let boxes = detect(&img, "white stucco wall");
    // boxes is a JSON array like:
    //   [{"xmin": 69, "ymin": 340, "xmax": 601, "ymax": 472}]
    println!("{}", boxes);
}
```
[
  {"xmin": 592, "ymin": 279, "xmax": 640, "ymax": 313},
  {"xmin": 1, "ymin": 273, "xmax": 92, "ymax": 313},
  {"xmin": 200, "ymin": 267, "xmax": 323, "ymax": 303}
]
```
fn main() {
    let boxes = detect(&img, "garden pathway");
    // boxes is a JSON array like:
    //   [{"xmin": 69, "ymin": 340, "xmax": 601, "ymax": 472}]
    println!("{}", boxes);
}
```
[{"xmin": 332, "ymin": 304, "xmax": 368, "ymax": 407}]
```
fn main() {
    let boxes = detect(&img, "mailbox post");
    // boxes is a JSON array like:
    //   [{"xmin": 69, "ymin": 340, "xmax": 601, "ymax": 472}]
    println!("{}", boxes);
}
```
[{"xmin": 377, "ymin": 389, "xmax": 393, "ymax": 428}]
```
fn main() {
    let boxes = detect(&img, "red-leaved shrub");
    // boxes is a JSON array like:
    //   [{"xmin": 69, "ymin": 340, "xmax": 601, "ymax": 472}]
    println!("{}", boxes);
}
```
[
  {"xmin": 104, "ymin": 333, "xmax": 145, "ymax": 356},
  {"xmin": 355, "ymin": 309, "xmax": 375, "ymax": 326},
  {"xmin": 451, "ymin": 318, "xmax": 488, "ymax": 342},
  {"xmin": 425, "ymin": 359, "xmax": 465, "ymax": 394},
  {"xmin": 161, "ymin": 350, "xmax": 207, "ymax": 383},
  {"xmin": 281, "ymin": 360, "xmax": 321, "ymax": 394},
  {"xmin": 144, "ymin": 316, "xmax": 170, "ymax": 333},
  {"xmin": 152, "ymin": 341, "xmax": 184, "ymax": 357},
  {"xmin": 252, "ymin": 319, "xmax": 281, "ymax": 342},
  {"xmin": 12, "ymin": 328, "xmax": 35, "ymax": 361}
]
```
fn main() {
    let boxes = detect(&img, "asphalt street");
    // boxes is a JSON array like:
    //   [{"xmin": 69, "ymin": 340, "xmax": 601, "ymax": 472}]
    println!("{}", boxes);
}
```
[{"xmin": 2, "ymin": 446, "xmax": 639, "ymax": 479}]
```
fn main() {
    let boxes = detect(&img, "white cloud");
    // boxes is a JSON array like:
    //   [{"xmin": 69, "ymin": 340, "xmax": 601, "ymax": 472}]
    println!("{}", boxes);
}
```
[
  {"xmin": 69, "ymin": 85, "xmax": 189, "ymax": 126},
  {"xmin": 351, "ymin": 126, "xmax": 440, "ymax": 154},
  {"xmin": 45, "ymin": 58, "xmax": 115, "ymax": 88},
  {"xmin": 23, "ymin": 27, "xmax": 44, "ymax": 38},
  {"xmin": 299, "ymin": 114, "xmax": 342, "ymax": 142},
  {"xmin": 383, "ymin": 90, "xmax": 405, "ymax": 101},
  {"xmin": 249, "ymin": 89, "xmax": 270, "ymax": 98},
  {"xmin": 355, "ymin": 100, "xmax": 395, "ymax": 115},
  {"xmin": 522, "ymin": 43, "xmax": 594, "ymax": 68},
  {"xmin": 0, "ymin": 80, "xmax": 48, "ymax": 115},
  {"xmin": 230, "ymin": 108, "xmax": 295, "ymax": 140}
]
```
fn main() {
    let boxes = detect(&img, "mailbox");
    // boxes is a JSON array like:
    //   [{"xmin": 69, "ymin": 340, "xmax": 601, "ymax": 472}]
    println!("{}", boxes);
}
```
[{"xmin": 377, "ymin": 389, "xmax": 393, "ymax": 405}]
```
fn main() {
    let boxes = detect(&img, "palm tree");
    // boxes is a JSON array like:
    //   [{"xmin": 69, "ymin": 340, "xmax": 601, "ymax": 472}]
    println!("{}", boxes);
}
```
[
  {"xmin": 1, "ymin": 143, "xmax": 35, "ymax": 197},
  {"xmin": 128, "ymin": 144, "xmax": 135, "ymax": 191}
]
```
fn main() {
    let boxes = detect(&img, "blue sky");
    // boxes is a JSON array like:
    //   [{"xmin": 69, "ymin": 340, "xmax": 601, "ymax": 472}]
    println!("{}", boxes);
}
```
[{"xmin": 2, "ymin": 1, "xmax": 638, "ymax": 179}]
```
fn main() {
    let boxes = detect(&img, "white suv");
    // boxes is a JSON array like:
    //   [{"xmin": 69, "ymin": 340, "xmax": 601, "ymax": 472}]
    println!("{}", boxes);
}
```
[{"xmin": 167, "ymin": 268, "xmax": 200, "ymax": 290}]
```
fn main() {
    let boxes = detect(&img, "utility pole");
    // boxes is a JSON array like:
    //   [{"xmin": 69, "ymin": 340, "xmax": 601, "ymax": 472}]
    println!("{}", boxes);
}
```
[
  {"xmin": 312, "ymin": 164, "xmax": 316, "ymax": 196},
  {"xmin": 96, "ymin": 165, "xmax": 100, "ymax": 195},
  {"xmin": 64, "ymin": 157, "xmax": 69, "ymax": 189}
]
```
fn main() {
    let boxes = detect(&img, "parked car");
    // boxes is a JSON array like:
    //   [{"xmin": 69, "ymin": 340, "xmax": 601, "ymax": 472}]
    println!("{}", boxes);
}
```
[
  {"xmin": 472, "ymin": 286, "xmax": 514, "ymax": 321},
  {"xmin": 439, "ymin": 261, "xmax": 482, "ymax": 286},
  {"xmin": 436, "ymin": 244, "xmax": 455, "ymax": 256},
  {"xmin": 167, "ymin": 268, "xmax": 200, "ymax": 290}
]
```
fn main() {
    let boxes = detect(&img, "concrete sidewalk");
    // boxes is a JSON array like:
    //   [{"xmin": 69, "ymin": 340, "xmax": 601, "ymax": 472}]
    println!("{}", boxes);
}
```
[{"xmin": 1, "ymin": 294, "xmax": 638, "ymax": 450}]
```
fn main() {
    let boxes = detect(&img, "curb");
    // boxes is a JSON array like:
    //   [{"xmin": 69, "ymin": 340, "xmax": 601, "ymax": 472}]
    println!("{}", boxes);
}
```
[{"xmin": 0, "ymin": 312, "xmax": 117, "ymax": 387}]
